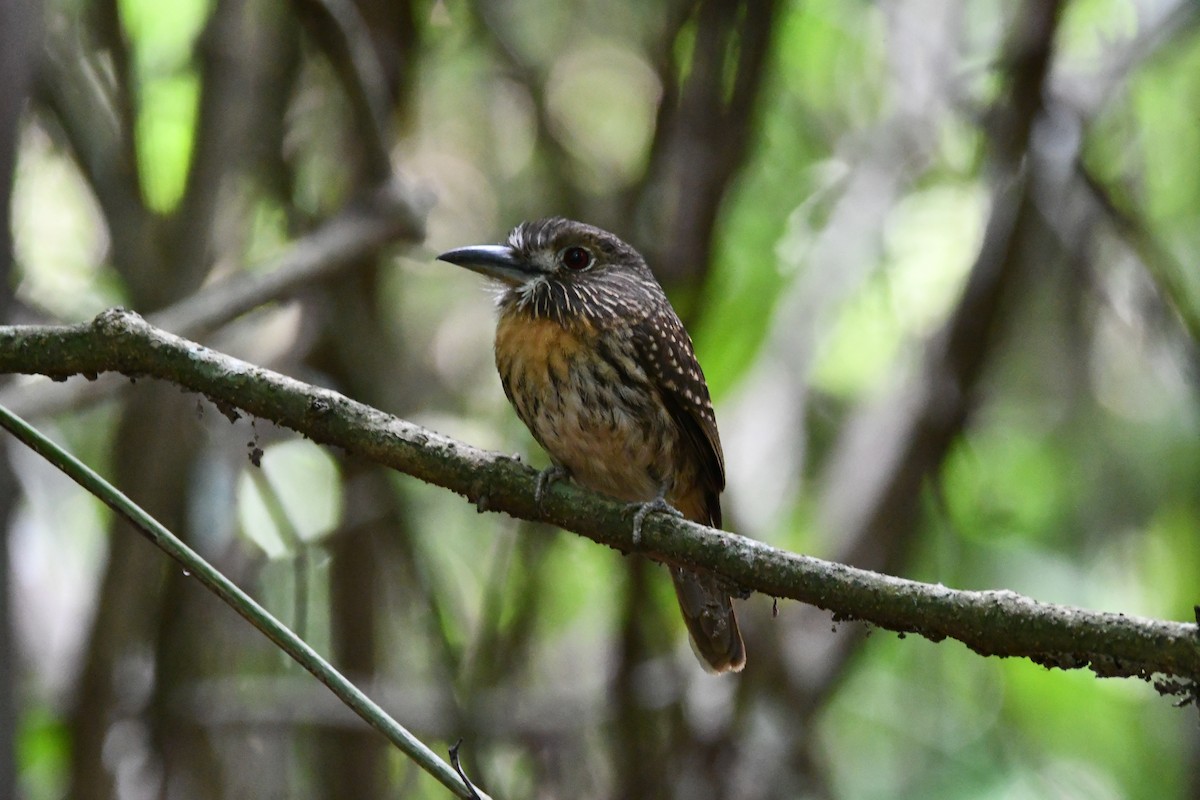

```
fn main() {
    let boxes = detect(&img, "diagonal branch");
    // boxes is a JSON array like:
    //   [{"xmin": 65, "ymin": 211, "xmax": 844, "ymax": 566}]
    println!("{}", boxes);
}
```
[
  {"xmin": 801, "ymin": 0, "xmax": 1067, "ymax": 705},
  {"xmin": 290, "ymin": 0, "xmax": 395, "ymax": 182},
  {"xmin": 0, "ymin": 177, "xmax": 428, "ymax": 420},
  {"xmin": 89, "ymin": 0, "xmax": 139, "ymax": 185},
  {"xmin": 1075, "ymin": 162, "xmax": 1200, "ymax": 351},
  {"xmin": 0, "ymin": 310, "xmax": 1198, "ymax": 690},
  {"xmin": 0, "ymin": 401, "xmax": 489, "ymax": 800},
  {"xmin": 34, "ymin": 22, "xmax": 155, "ymax": 283}
]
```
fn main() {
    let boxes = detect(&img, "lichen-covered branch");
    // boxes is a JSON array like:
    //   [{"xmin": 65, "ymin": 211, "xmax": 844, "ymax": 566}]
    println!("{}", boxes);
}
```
[{"xmin": 1, "ymin": 310, "xmax": 1198, "ymax": 689}]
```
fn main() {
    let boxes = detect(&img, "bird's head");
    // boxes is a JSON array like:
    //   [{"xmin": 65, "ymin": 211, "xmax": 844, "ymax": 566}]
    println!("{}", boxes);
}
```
[{"xmin": 437, "ymin": 218, "xmax": 662, "ymax": 323}]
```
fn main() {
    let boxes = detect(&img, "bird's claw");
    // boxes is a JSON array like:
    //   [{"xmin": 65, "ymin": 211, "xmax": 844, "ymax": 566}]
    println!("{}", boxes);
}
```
[
  {"xmin": 630, "ymin": 495, "xmax": 682, "ymax": 545},
  {"xmin": 535, "ymin": 464, "xmax": 570, "ymax": 508}
]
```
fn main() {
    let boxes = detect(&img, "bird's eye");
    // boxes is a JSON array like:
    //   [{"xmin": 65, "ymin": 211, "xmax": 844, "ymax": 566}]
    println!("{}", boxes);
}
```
[{"xmin": 560, "ymin": 246, "xmax": 592, "ymax": 271}]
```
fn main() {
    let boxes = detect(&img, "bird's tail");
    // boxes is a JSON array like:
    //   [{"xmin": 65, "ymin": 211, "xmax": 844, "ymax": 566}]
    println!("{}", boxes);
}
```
[{"xmin": 670, "ymin": 567, "xmax": 746, "ymax": 673}]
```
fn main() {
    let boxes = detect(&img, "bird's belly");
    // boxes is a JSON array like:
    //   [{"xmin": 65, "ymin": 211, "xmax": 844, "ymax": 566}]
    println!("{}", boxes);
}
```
[
  {"xmin": 495, "ymin": 315, "xmax": 676, "ymax": 503},
  {"xmin": 531, "ymin": 395, "xmax": 668, "ymax": 501}
]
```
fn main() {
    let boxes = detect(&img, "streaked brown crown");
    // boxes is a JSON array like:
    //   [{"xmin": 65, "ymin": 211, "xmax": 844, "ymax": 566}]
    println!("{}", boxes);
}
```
[{"xmin": 500, "ymin": 218, "xmax": 666, "ymax": 326}]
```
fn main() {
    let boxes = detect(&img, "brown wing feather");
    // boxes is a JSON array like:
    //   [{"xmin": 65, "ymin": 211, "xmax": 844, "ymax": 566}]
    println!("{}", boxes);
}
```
[
  {"xmin": 632, "ymin": 310, "xmax": 725, "ymax": 526},
  {"xmin": 635, "ymin": 309, "xmax": 744, "ymax": 672}
]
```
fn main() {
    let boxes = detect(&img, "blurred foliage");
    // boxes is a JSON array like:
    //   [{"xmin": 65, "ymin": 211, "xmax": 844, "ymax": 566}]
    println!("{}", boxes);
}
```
[
  {"xmin": 6, "ymin": 0, "xmax": 1200, "ymax": 798},
  {"xmin": 120, "ymin": 0, "xmax": 209, "ymax": 211}
]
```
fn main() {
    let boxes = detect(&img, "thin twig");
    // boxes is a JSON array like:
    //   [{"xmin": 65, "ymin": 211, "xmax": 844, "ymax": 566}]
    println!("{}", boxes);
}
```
[
  {"xmin": 0, "ymin": 401, "xmax": 491, "ymax": 800},
  {"xmin": 1075, "ymin": 162, "xmax": 1200, "ymax": 348},
  {"xmin": 448, "ymin": 740, "xmax": 483, "ymax": 800}
]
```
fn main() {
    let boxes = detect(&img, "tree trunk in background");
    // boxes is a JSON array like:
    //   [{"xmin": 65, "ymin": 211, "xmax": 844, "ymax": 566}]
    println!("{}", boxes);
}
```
[
  {"xmin": 307, "ymin": 265, "xmax": 412, "ymax": 800},
  {"xmin": 304, "ymin": 2, "xmax": 421, "ymax": 796},
  {"xmin": 68, "ymin": 389, "xmax": 204, "ymax": 800},
  {"xmin": 319, "ymin": 468, "xmax": 386, "ymax": 800},
  {"xmin": 0, "ymin": 2, "xmax": 43, "ymax": 796}
]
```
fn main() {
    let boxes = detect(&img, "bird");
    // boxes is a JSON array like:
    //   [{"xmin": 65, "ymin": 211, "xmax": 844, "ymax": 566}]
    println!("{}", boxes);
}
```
[{"xmin": 438, "ymin": 217, "xmax": 745, "ymax": 673}]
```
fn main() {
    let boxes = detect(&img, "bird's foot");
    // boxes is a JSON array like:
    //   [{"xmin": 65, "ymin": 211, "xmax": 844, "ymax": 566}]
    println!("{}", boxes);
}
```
[
  {"xmin": 629, "ymin": 495, "xmax": 683, "ymax": 545},
  {"xmin": 534, "ymin": 464, "xmax": 570, "ymax": 509}
]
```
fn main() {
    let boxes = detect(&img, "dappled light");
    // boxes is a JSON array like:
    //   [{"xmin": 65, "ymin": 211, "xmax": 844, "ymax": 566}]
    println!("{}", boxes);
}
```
[{"xmin": 1, "ymin": 1, "xmax": 1199, "ymax": 798}]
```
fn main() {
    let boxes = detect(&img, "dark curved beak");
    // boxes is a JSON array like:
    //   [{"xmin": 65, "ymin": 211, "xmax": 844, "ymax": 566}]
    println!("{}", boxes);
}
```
[{"xmin": 437, "ymin": 244, "xmax": 532, "ymax": 285}]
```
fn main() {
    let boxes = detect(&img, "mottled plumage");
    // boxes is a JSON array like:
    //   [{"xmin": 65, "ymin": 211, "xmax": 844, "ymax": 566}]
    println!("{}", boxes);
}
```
[{"xmin": 439, "ymin": 218, "xmax": 745, "ymax": 673}]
